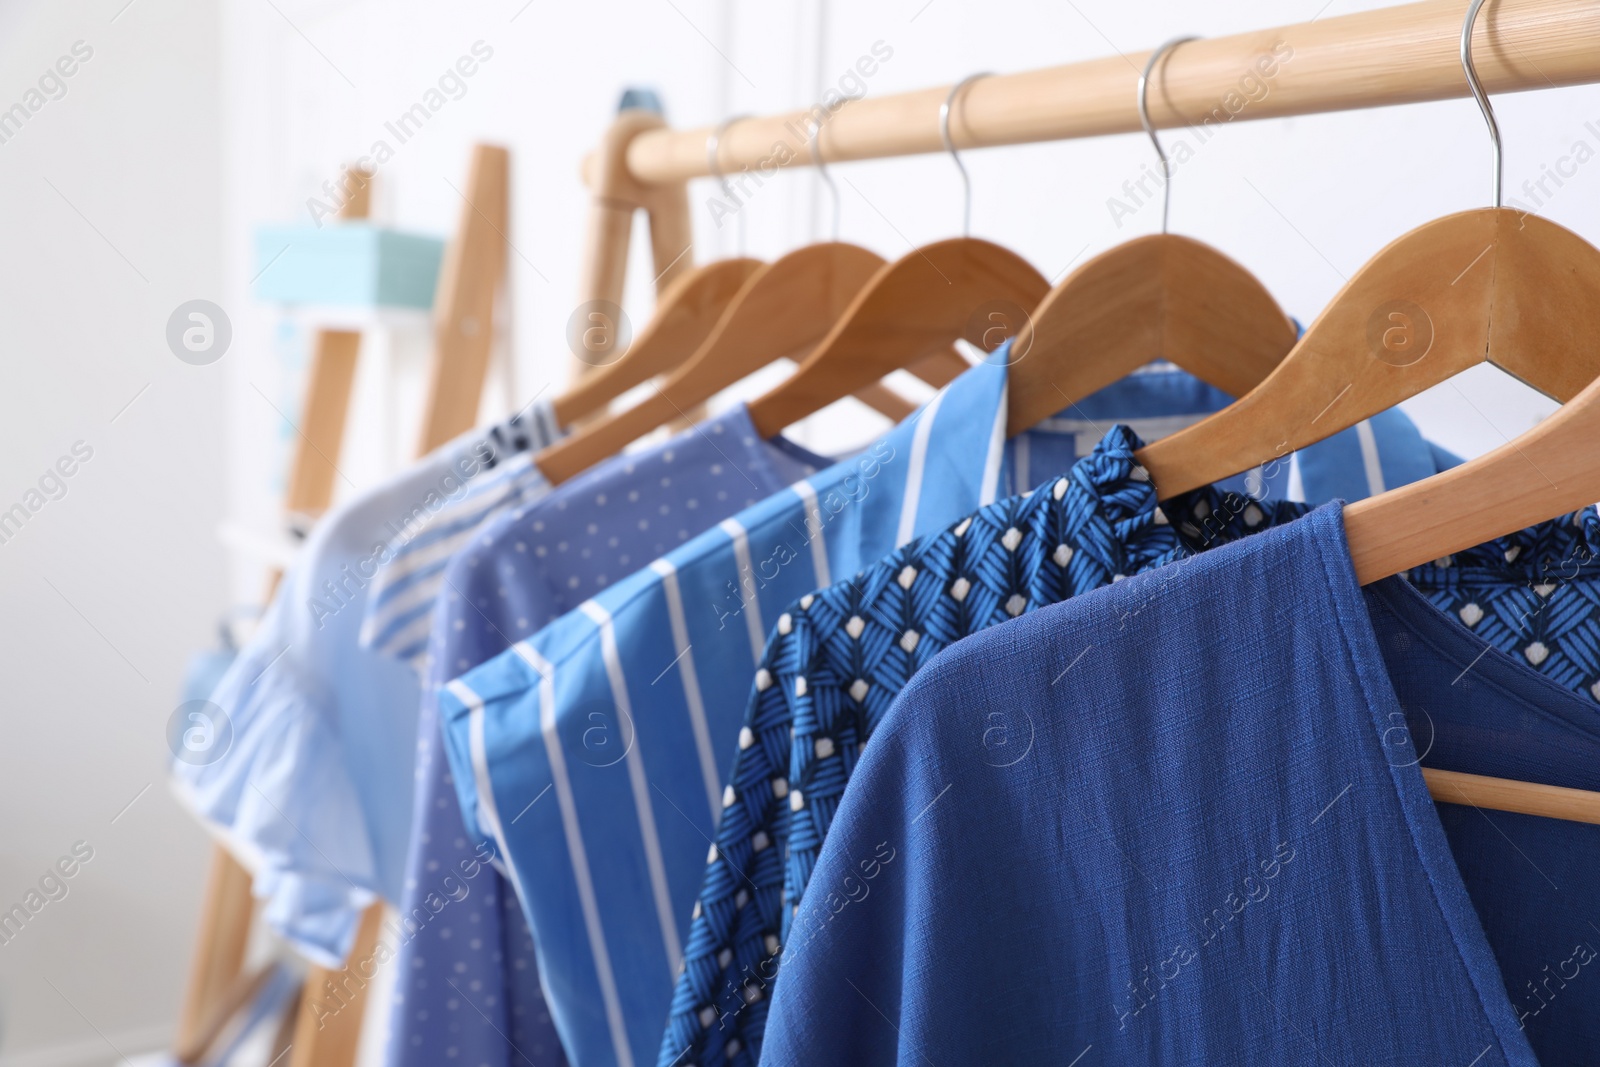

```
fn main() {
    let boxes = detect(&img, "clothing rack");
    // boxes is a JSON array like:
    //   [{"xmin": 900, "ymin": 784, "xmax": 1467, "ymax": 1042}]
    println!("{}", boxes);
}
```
[{"xmin": 174, "ymin": 3, "xmax": 1600, "ymax": 1064}]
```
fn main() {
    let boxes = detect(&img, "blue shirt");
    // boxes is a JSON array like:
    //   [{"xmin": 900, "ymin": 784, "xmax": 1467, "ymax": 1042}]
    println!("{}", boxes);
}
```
[
  {"xmin": 436, "ymin": 351, "xmax": 1452, "ymax": 1067},
  {"xmin": 760, "ymin": 503, "xmax": 1600, "ymax": 1066},
  {"xmin": 360, "ymin": 399, "xmax": 564, "ymax": 671},
  {"xmin": 660, "ymin": 425, "xmax": 1456, "ymax": 1066},
  {"xmin": 171, "ymin": 410, "xmax": 560, "ymax": 965},
  {"xmin": 385, "ymin": 404, "xmax": 829, "ymax": 1067}
]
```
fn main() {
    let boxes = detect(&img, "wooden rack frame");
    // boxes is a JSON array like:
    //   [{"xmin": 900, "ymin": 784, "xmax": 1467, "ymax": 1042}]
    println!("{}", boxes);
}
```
[{"xmin": 581, "ymin": 0, "xmax": 1600, "ymax": 191}]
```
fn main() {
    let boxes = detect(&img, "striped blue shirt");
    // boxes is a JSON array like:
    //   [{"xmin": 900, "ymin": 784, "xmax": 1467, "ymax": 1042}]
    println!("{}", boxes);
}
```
[{"xmin": 360, "ymin": 399, "xmax": 563, "ymax": 669}]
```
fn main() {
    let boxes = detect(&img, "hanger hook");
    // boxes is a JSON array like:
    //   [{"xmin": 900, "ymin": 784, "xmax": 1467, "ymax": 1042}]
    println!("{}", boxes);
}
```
[
  {"xmin": 1137, "ymin": 36, "xmax": 1198, "ymax": 235},
  {"xmin": 1460, "ymin": 0, "xmax": 1503, "ymax": 208},
  {"xmin": 808, "ymin": 115, "xmax": 841, "ymax": 242},
  {"xmin": 707, "ymin": 115, "xmax": 750, "ymax": 255},
  {"xmin": 940, "ymin": 72, "xmax": 990, "ymax": 237}
]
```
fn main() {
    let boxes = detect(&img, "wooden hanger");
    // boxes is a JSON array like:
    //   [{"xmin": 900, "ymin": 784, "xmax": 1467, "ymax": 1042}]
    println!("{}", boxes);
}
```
[
  {"xmin": 745, "ymin": 237, "xmax": 1048, "ymax": 436},
  {"xmin": 1347, "ymin": 357, "xmax": 1600, "ymax": 828},
  {"xmin": 1008, "ymin": 38, "xmax": 1298, "ymax": 434},
  {"xmin": 550, "ymin": 256, "xmax": 761, "ymax": 427},
  {"xmin": 1174, "ymin": 2, "xmax": 1600, "ymax": 826},
  {"xmin": 746, "ymin": 75, "xmax": 1050, "ymax": 437},
  {"xmin": 537, "ymin": 116, "xmax": 968, "ymax": 485},
  {"xmin": 536, "ymin": 242, "xmax": 966, "ymax": 484},
  {"xmin": 1136, "ymin": 12, "xmax": 1600, "ymax": 499},
  {"xmin": 1135, "ymin": 208, "xmax": 1600, "ymax": 496}
]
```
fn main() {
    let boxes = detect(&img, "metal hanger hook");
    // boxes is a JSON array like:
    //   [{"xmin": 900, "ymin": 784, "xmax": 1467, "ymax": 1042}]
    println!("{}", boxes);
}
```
[
  {"xmin": 1137, "ymin": 36, "xmax": 1199, "ymax": 235},
  {"xmin": 1460, "ymin": 0, "xmax": 1503, "ymax": 208},
  {"xmin": 808, "ymin": 115, "xmax": 841, "ymax": 242},
  {"xmin": 707, "ymin": 115, "xmax": 751, "ymax": 254},
  {"xmin": 940, "ymin": 72, "xmax": 991, "ymax": 237}
]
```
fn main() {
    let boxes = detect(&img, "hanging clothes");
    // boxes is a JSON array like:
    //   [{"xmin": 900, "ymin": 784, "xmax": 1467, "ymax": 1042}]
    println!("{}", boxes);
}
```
[
  {"xmin": 170, "ymin": 402, "xmax": 562, "ymax": 964},
  {"xmin": 361, "ymin": 402, "xmax": 567, "ymax": 669},
  {"xmin": 759, "ymin": 503, "xmax": 1600, "ymax": 1066},
  {"xmin": 377, "ymin": 404, "xmax": 829, "ymax": 1067},
  {"xmin": 659, "ymin": 427, "xmax": 1300, "ymax": 1066},
  {"xmin": 658, "ymin": 423, "xmax": 1459, "ymax": 1066},
  {"xmin": 432, "ymin": 350, "xmax": 1449, "ymax": 1067}
]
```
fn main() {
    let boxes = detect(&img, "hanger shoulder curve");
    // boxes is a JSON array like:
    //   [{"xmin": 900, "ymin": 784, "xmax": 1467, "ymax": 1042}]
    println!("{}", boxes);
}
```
[
  {"xmin": 1344, "ymin": 360, "xmax": 1600, "ymax": 584},
  {"xmin": 550, "ymin": 256, "xmax": 762, "ymax": 427},
  {"xmin": 746, "ymin": 237, "xmax": 1049, "ymax": 437},
  {"xmin": 1138, "ymin": 209, "xmax": 1600, "ymax": 498},
  {"xmin": 1007, "ymin": 234, "xmax": 1296, "ymax": 434},
  {"xmin": 537, "ymin": 242, "xmax": 900, "ymax": 485}
]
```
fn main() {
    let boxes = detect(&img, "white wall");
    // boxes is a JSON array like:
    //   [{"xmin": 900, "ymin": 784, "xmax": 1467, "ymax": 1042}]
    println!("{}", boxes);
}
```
[
  {"xmin": 4, "ymin": 0, "xmax": 1599, "ymax": 1063},
  {"xmin": 0, "ymin": 0, "xmax": 223, "ymax": 1063}
]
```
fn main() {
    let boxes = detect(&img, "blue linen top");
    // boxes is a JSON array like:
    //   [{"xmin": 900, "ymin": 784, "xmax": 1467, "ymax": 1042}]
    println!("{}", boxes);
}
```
[
  {"xmin": 435, "ymin": 350, "xmax": 1454, "ymax": 1067},
  {"xmin": 759, "ymin": 503, "xmax": 1600, "ymax": 1066},
  {"xmin": 170, "ymin": 406, "xmax": 561, "ymax": 965}
]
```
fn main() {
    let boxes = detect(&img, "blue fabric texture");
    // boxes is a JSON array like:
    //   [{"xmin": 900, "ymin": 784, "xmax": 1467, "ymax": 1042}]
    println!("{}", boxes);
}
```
[
  {"xmin": 170, "ymin": 414, "xmax": 557, "ymax": 965},
  {"xmin": 358, "ymin": 397, "xmax": 562, "ymax": 675},
  {"xmin": 434, "ymin": 355, "xmax": 1151, "ymax": 1067},
  {"xmin": 436, "ymin": 349, "xmax": 1453, "ymax": 1067},
  {"xmin": 662, "ymin": 429, "xmax": 1302, "ymax": 1066},
  {"xmin": 384, "ymin": 404, "xmax": 825, "ymax": 1067},
  {"xmin": 658, "ymin": 424, "xmax": 1457, "ymax": 1066},
  {"xmin": 761, "ymin": 503, "xmax": 1600, "ymax": 1065}
]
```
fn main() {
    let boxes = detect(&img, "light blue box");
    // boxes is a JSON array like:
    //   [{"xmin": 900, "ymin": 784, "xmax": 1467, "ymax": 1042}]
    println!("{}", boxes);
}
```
[{"xmin": 252, "ymin": 224, "xmax": 445, "ymax": 309}]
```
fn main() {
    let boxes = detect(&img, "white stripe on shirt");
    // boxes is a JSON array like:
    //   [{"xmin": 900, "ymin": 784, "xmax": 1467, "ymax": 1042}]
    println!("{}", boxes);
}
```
[
  {"xmin": 719, "ymin": 518, "xmax": 766, "ymax": 666},
  {"xmin": 1355, "ymin": 419, "xmax": 1387, "ymax": 496},
  {"xmin": 651, "ymin": 559, "xmax": 722, "ymax": 823},
  {"xmin": 792, "ymin": 480, "xmax": 831, "ymax": 590},
  {"xmin": 506, "ymin": 642, "xmax": 636, "ymax": 1067},
  {"xmin": 1012, "ymin": 430, "xmax": 1031, "ymax": 500},
  {"xmin": 895, "ymin": 387, "xmax": 947, "ymax": 548},
  {"xmin": 447, "ymin": 679, "xmax": 524, "ymax": 899},
  {"xmin": 980, "ymin": 379, "xmax": 1007, "ymax": 506},
  {"xmin": 580, "ymin": 600, "xmax": 683, "ymax": 977}
]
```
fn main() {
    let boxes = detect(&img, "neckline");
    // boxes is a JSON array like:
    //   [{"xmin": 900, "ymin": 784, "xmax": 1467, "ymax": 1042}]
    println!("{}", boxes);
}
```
[{"xmin": 1307, "ymin": 502, "xmax": 1547, "ymax": 1066}]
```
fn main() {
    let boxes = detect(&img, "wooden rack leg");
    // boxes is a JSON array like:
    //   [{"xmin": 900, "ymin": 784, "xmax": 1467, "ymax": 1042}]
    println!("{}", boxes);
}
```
[
  {"xmin": 174, "ymin": 847, "xmax": 256, "ymax": 1053},
  {"xmin": 283, "ymin": 329, "xmax": 363, "ymax": 523},
  {"xmin": 287, "ymin": 904, "xmax": 385, "ymax": 1067},
  {"xmin": 175, "ymin": 172, "xmax": 375, "ymax": 1062},
  {"xmin": 417, "ymin": 144, "xmax": 511, "ymax": 454},
  {"xmin": 574, "ymin": 110, "xmax": 695, "ymax": 386},
  {"xmin": 288, "ymin": 143, "xmax": 508, "ymax": 1067}
]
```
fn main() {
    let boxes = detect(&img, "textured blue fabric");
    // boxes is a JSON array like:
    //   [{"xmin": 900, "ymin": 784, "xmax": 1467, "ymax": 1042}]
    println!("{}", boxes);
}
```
[
  {"xmin": 761, "ymin": 504, "xmax": 1600, "ymax": 1065},
  {"xmin": 384, "ymin": 404, "xmax": 825, "ymax": 1067},
  {"xmin": 438, "ymin": 350, "xmax": 1455, "ymax": 1067},
  {"xmin": 660, "ymin": 429, "xmax": 1311, "ymax": 1066},
  {"xmin": 659, "ymin": 423, "xmax": 1463, "ymax": 1067},
  {"xmin": 1368, "ymin": 572, "xmax": 1600, "ymax": 1064}
]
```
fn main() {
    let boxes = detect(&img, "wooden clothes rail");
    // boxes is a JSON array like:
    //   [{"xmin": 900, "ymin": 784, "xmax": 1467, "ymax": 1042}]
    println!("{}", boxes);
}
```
[{"xmin": 580, "ymin": 0, "xmax": 1600, "ymax": 188}]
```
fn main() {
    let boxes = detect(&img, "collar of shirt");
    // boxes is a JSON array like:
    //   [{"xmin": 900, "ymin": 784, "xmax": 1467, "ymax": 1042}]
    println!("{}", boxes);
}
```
[
  {"xmin": 431, "ymin": 352, "xmax": 1331, "ymax": 1067},
  {"xmin": 360, "ymin": 397, "xmax": 566, "ymax": 670}
]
